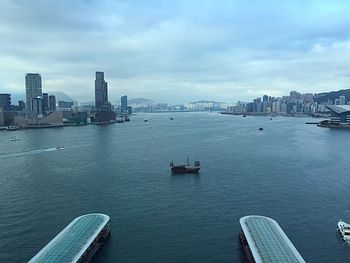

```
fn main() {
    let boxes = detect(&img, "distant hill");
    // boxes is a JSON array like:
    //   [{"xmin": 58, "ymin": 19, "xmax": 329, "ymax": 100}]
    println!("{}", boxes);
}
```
[
  {"xmin": 313, "ymin": 89, "xmax": 350, "ymax": 103},
  {"xmin": 10, "ymin": 91, "xmax": 77, "ymax": 104}
]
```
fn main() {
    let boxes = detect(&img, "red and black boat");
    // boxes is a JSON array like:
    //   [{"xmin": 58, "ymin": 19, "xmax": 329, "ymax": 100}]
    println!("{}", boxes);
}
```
[{"xmin": 170, "ymin": 157, "xmax": 200, "ymax": 174}]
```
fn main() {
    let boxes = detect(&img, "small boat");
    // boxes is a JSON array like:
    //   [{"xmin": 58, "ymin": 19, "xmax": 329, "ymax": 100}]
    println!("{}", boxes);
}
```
[
  {"xmin": 337, "ymin": 220, "xmax": 350, "ymax": 241},
  {"xmin": 259, "ymin": 127, "xmax": 264, "ymax": 131},
  {"xmin": 144, "ymin": 119, "xmax": 148, "ymax": 122},
  {"xmin": 270, "ymin": 118, "xmax": 272, "ymax": 120},
  {"xmin": 170, "ymin": 157, "xmax": 200, "ymax": 174},
  {"xmin": 243, "ymin": 115, "xmax": 246, "ymax": 117},
  {"xmin": 124, "ymin": 116, "xmax": 130, "ymax": 122},
  {"xmin": 6, "ymin": 125, "xmax": 18, "ymax": 131},
  {"xmin": 10, "ymin": 136, "xmax": 19, "ymax": 141},
  {"xmin": 170, "ymin": 117, "xmax": 174, "ymax": 120},
  {"xmin": 56, "ymin": 145, "xmax": 64, "ymax": 150}
]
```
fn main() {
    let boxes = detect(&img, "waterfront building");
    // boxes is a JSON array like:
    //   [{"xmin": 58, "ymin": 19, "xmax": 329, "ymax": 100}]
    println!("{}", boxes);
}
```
[
  {"xmin": 318, "ymin": 105, "xmax": 350, "ymax": 128},
  {"xmin": 49, "ymin": 95, "xmax": 56, "ymax": 111},
  {"xmin": 0, "ymin": 94, "xmax": 11, "ymax": 111},
  {"xmin": 28, "ymin": 213, "xmax": 110, "ymax": 263},
  {"xmin": 239, "ymin": 215, "xmax": 305, "ymax": 263},
  {"xmin": 58, "ymin": 100, "xmax": 74, "ymax": 110},
  {"xmin": 42, "ymin": 93, "xmax": 49, "ymax": 113},
  {"xmin": 25, "ymin": 73, "xmax": 42, "ymax": 112},
  {"xmin": 121, "ymin": 95, "xmax": 128, "ymax": 112},
  {"xmin": 14, "ymin": 111, "xmax": 63, "ymax": 127},
  {"xmin": 95, "ymin": 71, "xmax": 108, "ymax": 109}
]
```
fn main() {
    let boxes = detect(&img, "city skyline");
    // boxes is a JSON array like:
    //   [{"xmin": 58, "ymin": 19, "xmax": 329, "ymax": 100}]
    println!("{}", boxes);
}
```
[{"xmin": 2, "ymin": 1, "xmax": 350, "ymax": 103}]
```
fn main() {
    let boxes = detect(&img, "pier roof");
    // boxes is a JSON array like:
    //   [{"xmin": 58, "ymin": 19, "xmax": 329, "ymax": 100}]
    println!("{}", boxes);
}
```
[
  {"xmin": 28, "ymin": 213, "xmax": 109, "ymax": 263},
  {"xmin": 240, "ymin": 215, "xmax": 305, "ymax": 263},
  {"xmin": 326, "ymin": 105, "xmax": 350, "ymax": 114}
]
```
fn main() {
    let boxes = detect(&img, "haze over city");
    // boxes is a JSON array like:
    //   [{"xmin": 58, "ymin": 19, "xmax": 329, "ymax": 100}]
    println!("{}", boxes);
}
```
[{"xmin": 1, "ymin": 0, "xmax": 350, "ymax": 103}]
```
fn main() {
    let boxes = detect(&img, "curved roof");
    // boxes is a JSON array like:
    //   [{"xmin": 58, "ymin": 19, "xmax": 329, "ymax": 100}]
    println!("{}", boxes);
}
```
[
  {"xmin": 326, "ymin": 105, "xmax": 350, "ymax": 114},
  {"xmin": 28, "ymin": 213, "xmax": 110, "ymax": 263},
  {"xmin": 240, "ymin": 215, "xmax": 305, "ymax": 263}
]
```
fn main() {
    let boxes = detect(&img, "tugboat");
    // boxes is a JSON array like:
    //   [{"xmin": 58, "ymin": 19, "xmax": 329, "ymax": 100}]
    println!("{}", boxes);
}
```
[
  {"xmin": 337, "ymin": 220, "xmax": 350, "ymax": 241},
  {"xmin": 170, "ymin": 157, "xmax": 200, "ymax": 174}
]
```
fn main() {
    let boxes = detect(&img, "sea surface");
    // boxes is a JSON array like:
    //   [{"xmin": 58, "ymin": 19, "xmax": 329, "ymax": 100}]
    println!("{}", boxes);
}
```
[{"xmin": 1, "ymin": 112, "xmax": 350, "ymax": 263}]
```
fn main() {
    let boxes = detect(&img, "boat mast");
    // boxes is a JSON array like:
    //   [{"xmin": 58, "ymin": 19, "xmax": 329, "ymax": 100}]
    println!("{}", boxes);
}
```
[{"xmin": 187, "ymin": 155, "xmax": 189, "ymax": 167}]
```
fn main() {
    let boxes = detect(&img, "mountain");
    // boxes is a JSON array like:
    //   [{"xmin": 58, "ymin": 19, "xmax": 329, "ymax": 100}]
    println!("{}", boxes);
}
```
[
  {"xmin": 51, "ymin": 92, "xmax": 77, "ymax": 104},
  {"xmin": 10, "ymin": 91, "xmax": 77, "ymax": 104},
  {"xmin": 313, "ymin": 89, "xmax": 350, "ymax": 103}
]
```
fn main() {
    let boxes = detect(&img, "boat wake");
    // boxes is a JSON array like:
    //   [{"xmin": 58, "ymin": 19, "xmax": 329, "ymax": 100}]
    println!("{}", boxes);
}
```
[{"xmin": 0, "ymin": 147, "xmax": 62, "ymax": 159}]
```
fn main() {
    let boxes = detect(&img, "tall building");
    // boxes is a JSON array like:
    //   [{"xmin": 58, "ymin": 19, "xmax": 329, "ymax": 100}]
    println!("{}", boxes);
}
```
[
  {"xmin": 42, "ymin": 93, "xmax": 49, "ymax": 113},
  {"xmin": 95, "ymin": 72, "xmax": 108, "ymax": 109},
  {"xmin": 0, "ymin": 94, "xmax": 11, "ymax": 111},
  {"xmin": 121, "ymin": 95, "xmax": 128, "ymax": 112},
  {"xmin": 25, "ymin": 73, "xmax": 42, "ymax": 111},
  {"xmin": 18, "ymin": 100, "xmax": 25, "ymax": 111},
  {"xmin": 49, "ymin": 95, "xmax": 56, "ymax": 111},
  {"xmin": 32, "ymin": 97, "xmax": 43, "ymax": 116},
  {"xmin": 339, "ymin": 95, "xmax": 346, "ymax": 105}
]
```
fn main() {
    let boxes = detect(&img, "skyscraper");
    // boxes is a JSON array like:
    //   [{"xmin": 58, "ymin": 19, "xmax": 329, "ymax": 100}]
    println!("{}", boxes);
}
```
[
  {"xmin": 0, "ymin": 94, "xmax": 11, "ymax": 111},
  {"xmin": 121, "ymin": 95, "xmax": 127, "ymax": 112},
  {"xmin": 339, "ymin": 95, "xmax": 346, "ymax": 105},
  {"xmin": 49, "ymin": 95, "xmax": 56, "ymax": 111},
  {"xmin": 25, "ymin": 73, "xmax": 42, "ymax": 111},
  {"xmin": 42, "ymin": 93, "xmax": 49, "ymax": 113},
  {"xmin": 95, "ymin": 72, "xmax": 108, "ymax": 109}
]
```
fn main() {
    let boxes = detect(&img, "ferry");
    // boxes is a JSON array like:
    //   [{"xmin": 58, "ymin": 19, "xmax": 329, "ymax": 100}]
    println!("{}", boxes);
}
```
[
  {"xmin": 337, "ymin": 220, "xmax": 350, "ymax": 241},
  {"xmin": 170, "ymin": 157, "xmax": 200, "ymax": 174}
]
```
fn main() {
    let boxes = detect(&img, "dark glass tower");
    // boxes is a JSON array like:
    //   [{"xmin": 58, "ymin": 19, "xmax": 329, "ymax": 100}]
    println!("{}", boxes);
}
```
[{"xmin": 95, "ymin": 72, "xmax": 108, "ymax": 109}]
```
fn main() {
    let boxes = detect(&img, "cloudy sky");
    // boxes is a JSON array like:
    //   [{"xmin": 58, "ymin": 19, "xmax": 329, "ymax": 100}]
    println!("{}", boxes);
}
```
[{"xmin": 1, "ymin": 0, "xmax": 350, "ymax": 103}]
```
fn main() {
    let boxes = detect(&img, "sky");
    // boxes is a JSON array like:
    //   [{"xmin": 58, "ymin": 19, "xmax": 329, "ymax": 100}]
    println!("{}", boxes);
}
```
[{"xmin": 1, "ymin": 0, "xmax": 350, "ymax": 104}]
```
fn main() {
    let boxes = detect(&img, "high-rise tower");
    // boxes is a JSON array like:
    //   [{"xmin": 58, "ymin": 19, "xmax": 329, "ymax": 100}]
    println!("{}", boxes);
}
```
[
  {"xmin": 121, "ymin": 95, "xmax": 127, "ymax": 112},
  {"xmin": 25, "ymin": 73, "xmax": 42, "ymax": 111},
  {"xmin": 95, "ymin": 72, "xmax": 108, "ymax": 109}
]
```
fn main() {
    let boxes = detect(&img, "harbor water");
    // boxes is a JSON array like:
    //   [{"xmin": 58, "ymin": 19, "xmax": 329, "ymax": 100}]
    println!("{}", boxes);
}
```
[{"xmin": 1, "ymin": 112, "xmax": 350, "ymax": 263}]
